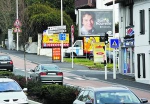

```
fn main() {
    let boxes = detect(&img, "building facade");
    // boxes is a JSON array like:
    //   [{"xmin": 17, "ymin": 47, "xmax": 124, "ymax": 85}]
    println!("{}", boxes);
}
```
[{"xmin": 106, "ymin": 0, "xmax": 150, "ymax": 84}]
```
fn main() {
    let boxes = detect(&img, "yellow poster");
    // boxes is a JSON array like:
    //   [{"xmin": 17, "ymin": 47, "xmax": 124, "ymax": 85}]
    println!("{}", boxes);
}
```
[
  {"xmin": 42, "ymin": 32, "xmax": 69, "ymax": 47},
  {"xmin": 84, "ymin": 37, "xmax": 100, "ymax": 53},
  {"xmin": 93, "ymin": 42, "xmax": 105, "ymax": 63}
]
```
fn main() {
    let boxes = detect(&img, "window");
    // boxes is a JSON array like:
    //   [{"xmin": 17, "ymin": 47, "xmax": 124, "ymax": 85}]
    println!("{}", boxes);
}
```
[
  {"xmin": 140, "ymin": 10, "xmax": 145, "ymax": 34},
  {"xmin": 78, "ymin": 91, "xmax": 84, "ymax": 101},
  {"xmin": 129, "ymin": 5, "xmax": 133, "ymax": 26},
  {"xmin": 137, "ymin": 53, "xmax": 146, "ymax": 78}
]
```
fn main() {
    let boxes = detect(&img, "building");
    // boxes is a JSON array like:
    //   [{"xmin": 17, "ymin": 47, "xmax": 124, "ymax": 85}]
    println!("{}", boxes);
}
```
[{"xmin": 106, "ymin": 0, "xmax": 150, "ymax": 84}]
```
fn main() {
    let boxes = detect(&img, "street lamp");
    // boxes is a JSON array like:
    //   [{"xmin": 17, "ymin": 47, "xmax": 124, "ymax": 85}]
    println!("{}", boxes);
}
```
[
  {"xmin": 113, "ymin": 0, "xmax": 116, "ymax": 79},
  {"xmin": 61, "ymin": 0, "xmax": 64, "ymax": 62}
]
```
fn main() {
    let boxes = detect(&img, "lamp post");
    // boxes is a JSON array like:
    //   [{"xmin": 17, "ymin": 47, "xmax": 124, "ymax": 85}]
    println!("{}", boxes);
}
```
[
  {"xmin": 16, "ymin": 0, "xmax": 19, "ymax": 51},
  {"xmin": 113, "ymin": 0, "xmax": 116, "ymax": 79},
  {"xmin": 61, "ymin": 0, "xmax": 64, "ymax": 62}
]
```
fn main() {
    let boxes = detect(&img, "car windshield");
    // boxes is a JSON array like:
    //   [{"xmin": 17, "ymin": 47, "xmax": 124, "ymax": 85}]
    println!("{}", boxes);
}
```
[
  {"xmin": 0, "ymin": 81, "xmax": 22, "ymax": 92},
  {"xmin": 41, "ymin": 65, "xmax": 60, "ymax": 71},
  {"xmin": 0, "ymin": 56, "xmax": 11, "ymax": 60},
  {"xmin": 95, "ymin": 90, "xmax": 141, "ymax": 104}
]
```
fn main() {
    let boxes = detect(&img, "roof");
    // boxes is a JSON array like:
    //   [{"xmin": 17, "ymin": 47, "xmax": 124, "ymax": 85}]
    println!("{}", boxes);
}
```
[
  {"xmin": 0, "ymin": 78, "xmax": 15, "ymax": 82},
  {"xmin": 84, "ymin": 85, "xmax": 129, "ymax": 92},
  {"xmin": 105, "ymin": 0, "xmax": 125, "ymax": 6}
]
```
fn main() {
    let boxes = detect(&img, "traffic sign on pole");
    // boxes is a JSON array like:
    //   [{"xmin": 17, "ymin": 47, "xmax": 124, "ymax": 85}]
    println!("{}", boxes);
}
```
[
  {"xmin": 14, "ymin": 19, "xmax": 22, "ymax": 27},
  {"xmin": 71, "ymin": 25, "xmax": 74, "ymax": 43},
  {"xmin": 59, "ymin": 33, "xmax": 66, "ymax": 41}
]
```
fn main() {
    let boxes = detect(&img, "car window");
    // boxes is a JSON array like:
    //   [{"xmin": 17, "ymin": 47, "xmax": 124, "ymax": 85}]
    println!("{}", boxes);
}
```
[
  {"xmin": 41, "ymin": 65, "xmax": 60, "ymax": 71},
  {"xmin": 34, "ymin": 66, "xmax": 39, "ymax": 72},
  {"xmin": 81, "ymin": 90, "xmax": 89, "ymax": 102},
  {"xmin": 0, "ymin": 56, "xmax": 11, "ymax": 60},
  {"xmin": 95, "ymin": 90, "xmax": 141, "ymax": 104},
  {"xmin": 87, "ymin": 91, "xmax": 94, "ymax": 104},
  {"xmin": 77, "ymin": 90, "xmax": 84, "ymax": 101},
  {"xmin": 0, "ymin": 81, "xmax": 22, "ymax": 92}
]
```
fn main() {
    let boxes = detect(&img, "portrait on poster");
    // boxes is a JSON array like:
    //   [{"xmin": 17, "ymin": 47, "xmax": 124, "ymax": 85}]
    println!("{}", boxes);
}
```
[{"xmin": 78, "ymin": 9, "xmax": 113, "ymax": 37}]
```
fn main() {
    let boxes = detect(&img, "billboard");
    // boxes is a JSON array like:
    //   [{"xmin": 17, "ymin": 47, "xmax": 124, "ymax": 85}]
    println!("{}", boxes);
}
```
[
  {"xmin": 42, "ymin": 30, "xmax": 69, "ymax": 48},
  {"xmin": 78, "ymin": 9, "xmax": 113, "ymax": 37}
]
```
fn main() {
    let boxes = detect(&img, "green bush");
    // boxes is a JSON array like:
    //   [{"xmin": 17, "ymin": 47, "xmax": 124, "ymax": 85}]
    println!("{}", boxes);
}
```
[
  {"xmin": 0, "ymin": 71, "xmax": 14, "ymax": 77},
  {"xmin": 41, "ymin": 84, "xmax": 79, "ymax": 104},
  {"xmin": 27, "ymin": 81, "xmax": 80, "ymax": 104}
]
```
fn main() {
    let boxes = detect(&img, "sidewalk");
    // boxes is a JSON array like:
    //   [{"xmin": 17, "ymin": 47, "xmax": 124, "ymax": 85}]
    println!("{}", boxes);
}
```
[{"xmin": 0, "ymin": 48, "xmax": 150, "ymax": 91}]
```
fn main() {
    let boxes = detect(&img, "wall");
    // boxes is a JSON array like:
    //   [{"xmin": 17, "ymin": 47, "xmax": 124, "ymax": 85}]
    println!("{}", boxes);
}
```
[{"xmin": 133, "ymin": 0, "xmax": 150, "ymax": 84}]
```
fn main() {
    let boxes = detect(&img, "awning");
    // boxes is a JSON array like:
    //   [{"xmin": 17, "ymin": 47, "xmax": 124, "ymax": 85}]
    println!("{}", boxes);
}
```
[{"xmin": 105, "ymin": 0, "xmax": 125, "ymax": 6}]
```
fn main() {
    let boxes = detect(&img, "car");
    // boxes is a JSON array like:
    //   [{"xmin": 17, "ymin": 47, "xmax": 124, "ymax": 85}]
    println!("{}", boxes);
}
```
[
  {"xmin": 30, "ymin": 64, "xmax": 63, "ymax": 85},
  {"xmin": 0, "ymin": 77, "xmax": 28, "ymax": 104},
  {"xmin": 0, "ymin": 55, "xmax": 13, "ymax": 72},
  {"xmin": 73, "ymin": 85, "xmax": 148, "ymax": 104}
]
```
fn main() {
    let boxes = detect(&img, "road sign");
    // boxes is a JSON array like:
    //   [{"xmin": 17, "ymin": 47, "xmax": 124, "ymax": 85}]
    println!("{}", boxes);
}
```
[
  {"xmin": 110, "ymin": 38, "xmax": 119, "ymax": 48},
  {"xmin": 14, "ymin": 19, "xmax": 22, "ymax": 27},
  {"xmin": 48, "ymin": 25, "xmax": 66, "ymax": 31},
  {"xmin": 71, "ymin": 25, "xmax": 74, "ymax": 43},
  {"xmin": 13, "ymin": 27, "xmax": 22, "ymax": 33},
  {"xmin": 48, "ymin": 30, "xmax": 66, "ymax": 34},
  {"xmin": 59, "ymin": 33, "xmax": 66, "ymax": 41}
]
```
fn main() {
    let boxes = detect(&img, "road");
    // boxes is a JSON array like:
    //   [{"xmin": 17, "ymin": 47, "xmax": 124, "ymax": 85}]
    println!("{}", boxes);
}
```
[{"xmin": 0, "ymin": 50, "xmax": 150, "ymax": 103}]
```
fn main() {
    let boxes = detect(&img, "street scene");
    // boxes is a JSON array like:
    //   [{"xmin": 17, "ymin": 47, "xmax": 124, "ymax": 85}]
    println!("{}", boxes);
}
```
[{"xmin": 0, "ymin": 0, "xmax": 150, "ymax": 104}]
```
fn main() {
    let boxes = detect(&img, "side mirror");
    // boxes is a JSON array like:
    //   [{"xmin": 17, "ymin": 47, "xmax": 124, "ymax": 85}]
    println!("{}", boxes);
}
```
[
  {"xmin": 30, "ymin": 69, "xmax": 35, "ymax": 72},
  {"xmin": 23, "ymin": 88, "xmax": 28, "ymax": 92},
  {"xmin": 141, "ymin": 98, "xmax": 148, "ymax": 103}
]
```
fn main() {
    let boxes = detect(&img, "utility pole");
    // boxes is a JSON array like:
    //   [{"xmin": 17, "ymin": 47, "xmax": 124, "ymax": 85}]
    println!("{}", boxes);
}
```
[
  {"xmin": 104, "ymin": 33, "xmax": 108, "ymax": 80},
  {"xmin": 61, "ymin": 0, "xmax": 64, "ymax": 62},
  {"xmin": 113, "ymin": 0, "xmax": 116, "ymax": 79},
  {"xmin": 16, "ymin": 0, "xmax": 19, "ymax": 51}
]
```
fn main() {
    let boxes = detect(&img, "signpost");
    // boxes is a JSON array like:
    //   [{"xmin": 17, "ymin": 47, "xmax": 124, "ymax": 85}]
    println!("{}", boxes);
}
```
[
  {"xmin": 52, "ymin": 47, "xmax": 61, "ymax": 62},
  {"xmin": 110, "ymin": 38, "xmax": 119, "ymax": 80},
  {"xmin": 48, "ymin": 25, "xmax": 66, "ymax": 63},
  {"xmin": 71, "ymin": 25, "xmax": 74, "ymax": 68}
]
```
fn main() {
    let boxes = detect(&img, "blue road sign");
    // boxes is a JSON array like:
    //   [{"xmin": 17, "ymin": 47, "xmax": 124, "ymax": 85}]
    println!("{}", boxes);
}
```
[
  {"xmin": 110, "ymin": 38, "xmax": 119, "ymax": 48},
  {"xmin": 59, "ymin": 33, "xmax": 66, "ymax": 41}
]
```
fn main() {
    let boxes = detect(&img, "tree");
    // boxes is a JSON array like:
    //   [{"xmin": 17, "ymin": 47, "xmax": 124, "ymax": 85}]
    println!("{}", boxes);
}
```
[{"xmin": 24, "ymin": 3, "xmax": 74, "ymax": 41}]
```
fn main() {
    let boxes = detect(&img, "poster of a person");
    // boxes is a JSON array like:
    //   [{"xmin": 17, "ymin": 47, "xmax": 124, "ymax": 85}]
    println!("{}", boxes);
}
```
[
  {"xmin": 81, "ymin": 11, "xmax": 97, "ymax": 35},
  {"xmin": 79, "ymin": 9, "xmax": 113, "ymax": 37}
]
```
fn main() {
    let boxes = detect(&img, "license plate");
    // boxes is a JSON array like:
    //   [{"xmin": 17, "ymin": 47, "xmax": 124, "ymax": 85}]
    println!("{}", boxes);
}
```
[
  {"xmin": 1, "ymin": 62, "xmax": 7, "ymax": 64},
  {"xmin": 48, "ymin": 73, "xmax": 56, "ymax": 75}
]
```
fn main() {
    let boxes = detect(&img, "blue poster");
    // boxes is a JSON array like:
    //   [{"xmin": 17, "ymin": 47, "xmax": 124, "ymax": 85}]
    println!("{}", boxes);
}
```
[{"xmin": 124, "ymin": 48, "xmax": 127, "ymax": 73}]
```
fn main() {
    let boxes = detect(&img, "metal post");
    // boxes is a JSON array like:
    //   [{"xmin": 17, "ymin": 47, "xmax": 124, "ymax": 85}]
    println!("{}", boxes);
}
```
[
  {"xmin": 61, "ymin": 0, "xmax": 63, "ymax": 62},
  {"xmin": 105, "ymin": 44, "xmax": 107, "ymax": 80},
  {"xmin": 16, "ymin": 0, "xmax": 18, "ymax": 51},
  {"xmin": 72, "ymin": 36, "xmax": 73, "ymax": 68},
  {"xmin": 113, "ymin": 0, "xmax": 116, "ymax": 79}
]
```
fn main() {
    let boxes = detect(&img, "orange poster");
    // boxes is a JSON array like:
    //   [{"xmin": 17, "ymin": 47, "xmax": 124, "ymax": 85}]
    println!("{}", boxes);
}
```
[{"xmin": 52, "ymin": 48, "xmax": 61, "ymax": 61}]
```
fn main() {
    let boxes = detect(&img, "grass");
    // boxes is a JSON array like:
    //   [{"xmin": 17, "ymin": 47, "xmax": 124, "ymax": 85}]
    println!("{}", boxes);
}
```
[{"xmin": 64, "ymin": 58, "xmax": 113, "ymax": 70}]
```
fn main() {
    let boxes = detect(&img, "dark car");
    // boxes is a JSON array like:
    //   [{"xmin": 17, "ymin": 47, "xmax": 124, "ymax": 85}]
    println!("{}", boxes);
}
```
[
  {"xmin": 30, "ymin": 64, "xmax": 63, "ymax": 85},
  {"xmin": 73, "ymin": 85, "xmax": 148, "ymax": 104},
  {"xmin": 0, "ymin": 55, "xmax": 13, "ymax": 72}
]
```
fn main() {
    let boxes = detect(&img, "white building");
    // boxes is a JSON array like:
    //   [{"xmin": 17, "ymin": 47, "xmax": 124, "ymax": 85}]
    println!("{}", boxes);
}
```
[{"xmin": 106, "ymin": 0, "xmax": 150, "ymax": 84}]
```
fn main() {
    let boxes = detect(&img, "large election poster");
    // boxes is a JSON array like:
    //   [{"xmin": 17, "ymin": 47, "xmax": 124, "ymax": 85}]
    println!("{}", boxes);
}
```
[{"xmin": 78, "ymin": 9, "xmax": 113, "ymax": 37}]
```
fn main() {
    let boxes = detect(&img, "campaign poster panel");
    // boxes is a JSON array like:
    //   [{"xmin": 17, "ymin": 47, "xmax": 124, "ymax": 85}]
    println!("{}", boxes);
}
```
[
  {"xmin": 78, "ymin": 9, "xmax": 113, "ymax": 37},
  {"xmin": 42, "ymin": 31, "xmax": 69, "ymax": 48}
]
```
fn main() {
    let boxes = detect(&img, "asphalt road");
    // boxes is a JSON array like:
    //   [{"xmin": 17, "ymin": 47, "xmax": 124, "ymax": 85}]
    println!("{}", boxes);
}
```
[{"xmin": 1, "ymin": 48, "xmax": 150, "ymax": 91}]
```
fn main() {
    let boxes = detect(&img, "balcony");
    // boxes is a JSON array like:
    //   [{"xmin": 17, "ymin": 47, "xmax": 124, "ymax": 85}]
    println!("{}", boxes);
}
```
[{"xmin": 75, "ymin": 0, "xmax": 96, "ymax": 9}]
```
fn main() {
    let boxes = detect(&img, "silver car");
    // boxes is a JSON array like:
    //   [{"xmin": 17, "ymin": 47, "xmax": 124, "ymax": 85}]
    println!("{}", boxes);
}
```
[
  {"xmin": 0, "ymin": 77, "xmax": 28, "ymax": 104},
  {"xmin": 30, "ymin": 64, "xmax": 63, "ymax": 85},
  {"xmin": 73, "ymin": 85, "xmax": 148, "ymax": 104}
]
